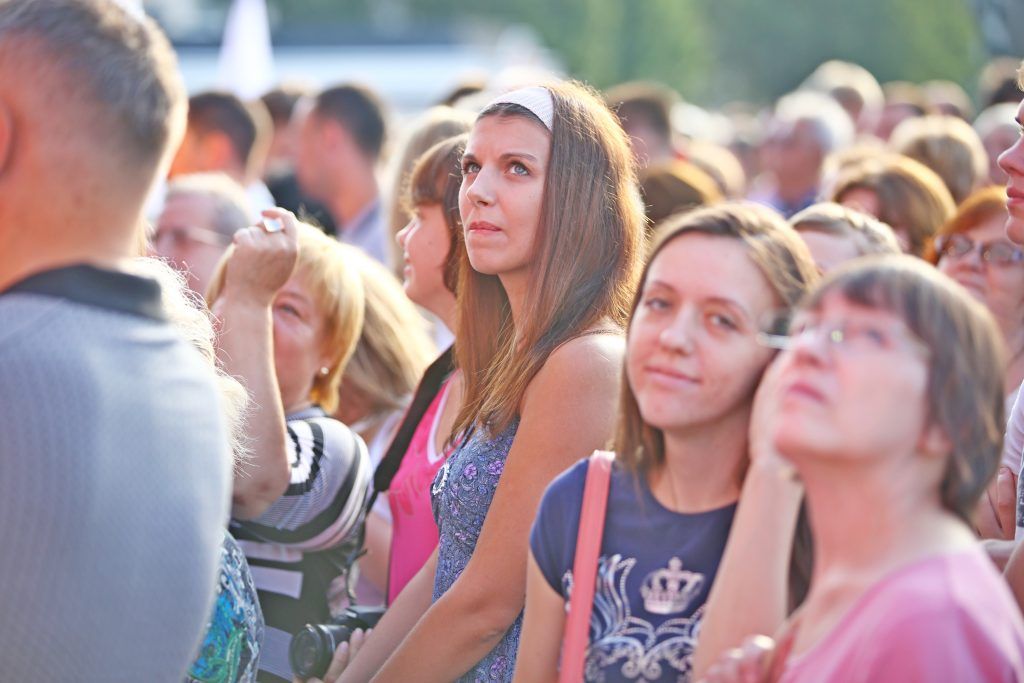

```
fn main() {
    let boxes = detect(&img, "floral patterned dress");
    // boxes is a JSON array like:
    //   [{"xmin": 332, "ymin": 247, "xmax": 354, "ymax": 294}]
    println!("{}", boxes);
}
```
[
  {"xmin": 187, "ymin": 531, "xmax": 264, "ymax": 683},
  {"xmin": 431, "ymin": 418, "xmax": 521, "ymax": 682}
]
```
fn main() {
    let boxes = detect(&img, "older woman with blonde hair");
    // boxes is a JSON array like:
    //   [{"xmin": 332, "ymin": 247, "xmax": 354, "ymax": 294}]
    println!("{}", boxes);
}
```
[{"xmin": 206, "ymin": 210, "xmax": 373, "ymax": 683}]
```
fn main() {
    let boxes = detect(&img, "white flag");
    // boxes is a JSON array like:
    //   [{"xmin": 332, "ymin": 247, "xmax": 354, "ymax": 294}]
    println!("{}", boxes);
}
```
[{"xmin": 217, "ymin": 0, "xmax": 275, "ymax": 100}]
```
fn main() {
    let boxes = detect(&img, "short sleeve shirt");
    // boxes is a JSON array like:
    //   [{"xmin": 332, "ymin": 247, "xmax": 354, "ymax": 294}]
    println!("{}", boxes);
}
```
[{"xmin": 530, "ymin": 458, "xmax": 736, "ymax": 682}]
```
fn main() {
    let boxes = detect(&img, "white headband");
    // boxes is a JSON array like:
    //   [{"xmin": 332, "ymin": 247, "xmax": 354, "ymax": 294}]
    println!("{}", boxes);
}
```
[{"xmin": 484, "ymin": 86, "xmax": 554, "ymax": 131}]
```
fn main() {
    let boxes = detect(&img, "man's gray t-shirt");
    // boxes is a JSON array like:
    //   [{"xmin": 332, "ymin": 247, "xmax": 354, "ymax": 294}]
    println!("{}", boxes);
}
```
[{"xmin": 0, "ymin": 265, "xmax": 232, "ymax": 681}]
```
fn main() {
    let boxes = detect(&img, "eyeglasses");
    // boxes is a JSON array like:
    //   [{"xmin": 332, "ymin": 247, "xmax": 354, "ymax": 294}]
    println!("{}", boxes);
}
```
[
  {"xmin": 934, "ymin": 233, "xmax": 1024, "ymax": 266},
  {"xmin": 152, "ymin": 226, "xmax": 231, "ymax": 250},
  {"xmin": 757, "ymin": 319, "xmax": 930, "ymax": 359}
]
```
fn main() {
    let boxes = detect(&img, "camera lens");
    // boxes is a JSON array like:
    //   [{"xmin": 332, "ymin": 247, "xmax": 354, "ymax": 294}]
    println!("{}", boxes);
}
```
[{"xmin": 289, "ymin": 624, "xmax": 352, "ymax": 679}]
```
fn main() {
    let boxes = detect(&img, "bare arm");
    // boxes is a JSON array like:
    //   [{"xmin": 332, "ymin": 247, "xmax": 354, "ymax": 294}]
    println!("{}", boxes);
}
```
[
  {"xmin": 358, "ymin": 508, "xmax": 392, "ymax": 596},
  {"xmin": 1005, "ymin": 540, "xmax": 1024, "ymax": 615},
  {"xmin": 212, "ymin": 208, "xmax": 298, "ymax": 520},
  {"xmin": 338, "ymin": 549, "xmax": 439, "ymax": 681},
  {"xmin": 692, "ymin": 358, "xmax": 804, "ymax": 679},
  {"xmin": 366, "ymin": 335, "xmax": 624, "ymax": 682},
  {"xmin": 512, "ymin": 552, "xmax": 564, "ymax": 683}
]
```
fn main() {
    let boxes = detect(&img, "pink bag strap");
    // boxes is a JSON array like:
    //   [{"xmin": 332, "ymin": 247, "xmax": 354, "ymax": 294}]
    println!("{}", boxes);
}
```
[{"xmin": 559, "ymin": 450, "xmax": 615, "ymax": 683}]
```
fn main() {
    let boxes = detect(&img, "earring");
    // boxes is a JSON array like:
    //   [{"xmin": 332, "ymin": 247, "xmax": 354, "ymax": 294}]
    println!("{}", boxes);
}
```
[{"xmin": 318, "ymin": 366, "xmax": 329, "ymax": 377}]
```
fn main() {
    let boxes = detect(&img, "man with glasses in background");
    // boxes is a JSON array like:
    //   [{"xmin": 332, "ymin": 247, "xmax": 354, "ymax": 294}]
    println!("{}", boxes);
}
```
[{"xmin": 154, "ymin": 172, "xmax": 251, "ymax": 295}]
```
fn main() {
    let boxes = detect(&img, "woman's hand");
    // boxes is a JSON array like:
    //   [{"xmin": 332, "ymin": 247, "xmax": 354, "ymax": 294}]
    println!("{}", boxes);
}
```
[
  {"xmin": 975, "ymin": 466, "xmax": 1017, "ymax": 540},
  {"xmin": 220, "ymin": 208, "xmax": 299, "ymax": 306},
  {"xmin": 700, "ymin": 634, "xmax": 777, "ymax": 683},
  {"xmin": 749, "ymin": 356, "xmax": 799, "ymax": 480},
  {"xmin": 294, "ymin": 628, "xmax": 372, "ymax": 683}
]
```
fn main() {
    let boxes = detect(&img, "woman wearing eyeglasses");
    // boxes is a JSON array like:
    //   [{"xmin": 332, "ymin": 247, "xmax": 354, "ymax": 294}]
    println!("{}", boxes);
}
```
[
  {"xmin": 932, "ymin": 187, "xmax": 1024, "ymax": 542},
  {"xmin": 933, "ymin": 186, "xmax": 1024, "ymax": 413},
  {"xmin": 701, "ymin": 256, "xmax": 1024, "ymax": 683}
]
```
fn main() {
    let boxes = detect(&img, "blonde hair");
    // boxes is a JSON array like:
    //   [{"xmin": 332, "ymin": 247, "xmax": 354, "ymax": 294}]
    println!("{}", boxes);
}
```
[
  {"xmin": 830, "ymin": 154, "xmax": 955, "ymax": 258},
  {"xmin": 790, "ymin": 202, "xmax": 902, "ymax": 257},
  {"xmin": 128, "ymin": 257, "xmax": 250, "ymax": 469},
  {"xmin": 340, "ymin": 245, "xmax": 436, "ymax": 419},
  {"xmin": 452, "ymin": 80, "xmax": 645, "ymax": 439},
  {"xmin": 889, "ymin": 115, "xmax": 988, "ymax": 204},
  {"xmin": 206, "ymin": 223, "xmax": 366, "ymax": 414}
]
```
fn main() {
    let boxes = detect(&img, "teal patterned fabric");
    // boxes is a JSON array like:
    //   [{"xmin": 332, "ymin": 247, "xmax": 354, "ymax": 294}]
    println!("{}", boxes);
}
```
[{"xmin": 187, "ymin": 532, "xmax": 264, "ymax": 683}]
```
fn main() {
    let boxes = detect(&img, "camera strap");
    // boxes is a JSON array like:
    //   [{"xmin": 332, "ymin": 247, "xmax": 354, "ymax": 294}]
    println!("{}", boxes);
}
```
[{"xmin": 366, "ymin": 346, "xmax": 455, "ymax": 514}]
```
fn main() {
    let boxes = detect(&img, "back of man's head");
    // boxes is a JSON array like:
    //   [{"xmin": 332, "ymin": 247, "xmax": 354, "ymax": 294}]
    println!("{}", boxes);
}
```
[
  {"xmin": 0, "ymin": 0, "xmax": 185, "ymax": 181},
  {"xmin": 183, "ymin": 91, "xmax": 271, "ymax": 179},
  {"xmin": 312, "ymin": 84, "xmax": 387, "ymax": 162}
]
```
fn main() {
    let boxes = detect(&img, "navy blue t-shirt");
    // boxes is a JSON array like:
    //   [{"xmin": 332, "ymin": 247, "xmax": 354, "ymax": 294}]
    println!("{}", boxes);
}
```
[{"xmin": 530, "ymin": 458, "xmax": 736, "ymax": 682}]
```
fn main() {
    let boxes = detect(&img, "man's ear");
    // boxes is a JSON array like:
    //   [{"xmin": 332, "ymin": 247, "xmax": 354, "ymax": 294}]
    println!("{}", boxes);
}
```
[{"xmin": 0, "ymin": 98, "xmax": 14, "ymax": 176}]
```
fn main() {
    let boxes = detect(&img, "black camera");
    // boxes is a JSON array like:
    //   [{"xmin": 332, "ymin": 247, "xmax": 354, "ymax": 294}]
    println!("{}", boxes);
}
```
[{"xmin": 289, "ymin": 605, "xmax": 386, "ymax": 679}]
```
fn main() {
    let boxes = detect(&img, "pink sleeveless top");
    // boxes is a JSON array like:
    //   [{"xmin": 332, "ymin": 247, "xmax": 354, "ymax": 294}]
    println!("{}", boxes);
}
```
[{"xmin": 386, "ymin": 377, "xmax": 455, "ymax": 601}]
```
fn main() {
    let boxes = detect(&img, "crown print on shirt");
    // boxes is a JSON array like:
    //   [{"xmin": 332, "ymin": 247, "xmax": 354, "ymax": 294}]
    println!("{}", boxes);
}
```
[{"xmin": 641, "ymin": 557, "xmax": 705, "ymax": 615}]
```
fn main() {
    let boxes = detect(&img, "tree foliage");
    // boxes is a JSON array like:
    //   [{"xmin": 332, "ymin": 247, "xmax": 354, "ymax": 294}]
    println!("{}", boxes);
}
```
[{"xmin": 208, "ymin": 0, "xmax": 985, "ymax": 105}]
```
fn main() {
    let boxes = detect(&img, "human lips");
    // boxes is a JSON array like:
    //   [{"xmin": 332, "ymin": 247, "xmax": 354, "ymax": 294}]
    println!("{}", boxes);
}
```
[
  {"xmin": 643, "ymin": 364, "xmax": 700, "ymax": 387},
  {"xmin": 467, "ymin": 220, "xmax": 502, "ymax": 233},
  {"xmin": 781, "ymin": 378, "xmax": 827, "ymax": 406},
  {"xmin": 1007, "ymin": 187, "xmax": 1024, "ymax": 211}
]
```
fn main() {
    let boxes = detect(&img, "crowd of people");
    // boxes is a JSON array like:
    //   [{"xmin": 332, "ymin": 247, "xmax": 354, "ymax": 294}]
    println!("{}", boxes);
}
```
[{"xmin": 6, "ymin": 1, "xmax": 1024, "ymax": 681}]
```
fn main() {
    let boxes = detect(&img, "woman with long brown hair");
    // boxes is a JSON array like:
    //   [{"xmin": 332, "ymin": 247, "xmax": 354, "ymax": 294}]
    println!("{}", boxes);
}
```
[
  {"xmin": 333, "ymin": 81, "xmax": 644, "ymax": 682},
  {"xmin": 515, "ymin": 204, "xmax": 817, "ymax": 682}
]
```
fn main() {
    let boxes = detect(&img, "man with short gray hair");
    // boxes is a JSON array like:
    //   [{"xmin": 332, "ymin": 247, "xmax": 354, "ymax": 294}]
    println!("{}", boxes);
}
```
[
  {"xmin": 0, "ymin": 1, "xmax": 232, "ymax": 679},
  {"xmin": 753, "ymin": 90, "xmax": 855, "ymax": 217},
  {"xmin": 154, "ymin": 172, "xmax": 251, "ymax": 295}
]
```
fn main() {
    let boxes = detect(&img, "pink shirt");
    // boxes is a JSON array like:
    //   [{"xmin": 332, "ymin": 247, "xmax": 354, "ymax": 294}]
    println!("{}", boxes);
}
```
[
  {"xmin": 780, "ymin": 547, "xmax": 1024, "ymax": 682},
  {"xmin": 386, "ymin": 377, "xmax": 454, "ymax": 602}
]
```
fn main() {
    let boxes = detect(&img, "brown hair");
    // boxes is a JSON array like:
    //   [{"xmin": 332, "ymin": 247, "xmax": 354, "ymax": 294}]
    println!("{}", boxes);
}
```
[
  {"xmin": 205, "ymin": 223, "xmax": 366, "ymax": 414},
  {"xmin": 639, "ymin": 161, "xmax": 722, "ymax": 229},
  {"xmin": 452, "ymin": 81, "xmax": 645, "ymax": 439},
  {"xmin": 830, "ymin": 154, "xmax": 955, "ymax": 258},
  {"xmin": 614, "ymin": 203, "xmax": 818, "ymax": 473},
  {"xmin": 187, "ymin": 91, "xmax": 272, "ymax": 180},
  {"xmin": 926, "ymin": 185, "xmax": 1008, "ymax": 264},
  {"xmin": 406, "ymin": 134, "xmax": 469, "ymax": 294},
  {"xmin": 804, "ymin": 255, "xmax": 1006, "ymax": 522},
  {"xmin": 614, "ymin": 202, "xmax": 819, "ymax": 608},
  {"xmin": 889, "ymin": 115, "xmax": 988, "ymax": 204},
  {"xmin": 385, "ymin": 107, "xmax": 475, "ymax": 273},
  {"xmin": 790, "ymin": 202, "xmax": 902, "ymax": 257}
]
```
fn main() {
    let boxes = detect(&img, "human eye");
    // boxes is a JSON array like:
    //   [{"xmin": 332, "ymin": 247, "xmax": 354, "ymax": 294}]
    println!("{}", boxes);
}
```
[
  {"xmin": 461, "ymin": 159, "xmax": 480, "ymax": 176},
  {"xmin": 642, "ymin": 294, "xmax": 670, "ymax": 311},
  {"xmin": 848, "ymin": 324, "xmax": 888, "ymax": 349},
  {"xmin": 276, "ymin": 302, "xmax": 301, "ymax": 318},
  {"xmin": 707, "ymin": 312, "xmax": 738, "ymax": 331},
  {"xmin": 985, "ymin": 242, "xmax": 1021, "ymax": 264},
  {"xmin": 509, "ymin": 161, "xmax": 529, "ymax": 176}
]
